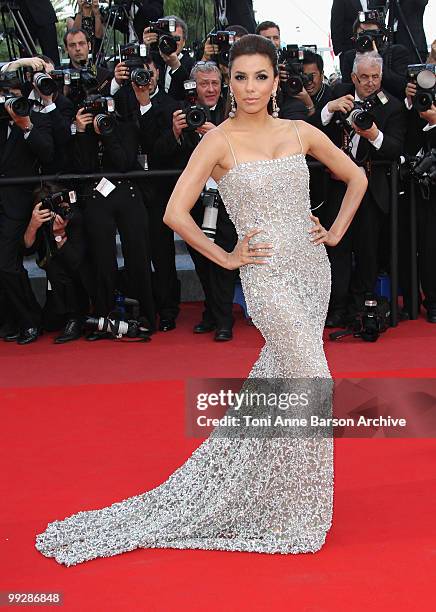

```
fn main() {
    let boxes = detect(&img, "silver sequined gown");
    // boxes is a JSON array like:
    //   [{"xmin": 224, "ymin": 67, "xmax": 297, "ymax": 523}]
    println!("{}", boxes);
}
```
[{"xmin": 35, "ymin": 131, "xmax": 333, "ymax": 566}]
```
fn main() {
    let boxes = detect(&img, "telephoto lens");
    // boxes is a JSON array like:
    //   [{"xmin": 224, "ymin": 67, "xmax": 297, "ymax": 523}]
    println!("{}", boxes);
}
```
[
  {"xmin": 33, "ymin": 73, "xmax": 58, "ymax": 96},
  {"xmin": 4, "ymin": 95, "xmax": 31, "ymax": 117},
  {"xmin": 349, "ymin": 108, "xmax": 373, "ymax": 131},
  {"xmin": 355, "ymin": 34, "xmax": 374, "ymax": 53}
]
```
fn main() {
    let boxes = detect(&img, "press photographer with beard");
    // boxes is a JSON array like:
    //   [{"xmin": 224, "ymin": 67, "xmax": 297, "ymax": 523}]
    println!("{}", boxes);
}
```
[
  {"xmin": 23, "ymin": 184, "xmax": 92, "ymax": 343},
  {"xmin": 0, "ymin": 75, "xmax": 54, "ymax": 344},
  {"xmin": 398, "ymin": 51, "xmax": 436, "ymax": 323},
  {"xmin": 340, "ymin": 13, "xmax": 410, "ymax": 100},
  {"xmin": 71, "ymin": 103, "xmax": 155, "ymax": 339},
  {"xmin": 320, "ymin": 51, "xmax": 406, "ymax": 327},
  {"xmin": 142, "ymin": 15, "xmax": 195, "ymax": 101},
  {"xmin": 156, "ymin": 61, "xmax": 238, "ymax": 340},
  {"xmin": 114, "ymin": 53, "xmax": 180, "ymax": 332},
  {"xmin": 255, "ymin": 21, "xmax": 281, "ymax": 50}
]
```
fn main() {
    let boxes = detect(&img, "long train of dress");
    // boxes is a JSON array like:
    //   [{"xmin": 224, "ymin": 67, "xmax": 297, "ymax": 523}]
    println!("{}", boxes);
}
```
[{"xmin": 35, "ymin": 147, "xmax": 334, "ymax": 566}]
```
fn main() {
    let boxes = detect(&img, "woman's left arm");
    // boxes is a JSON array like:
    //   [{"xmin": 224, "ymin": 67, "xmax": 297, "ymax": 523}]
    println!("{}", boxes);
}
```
[{"xmin": 298, "ymin": 121, "xmax": 368, "ymax": 246}]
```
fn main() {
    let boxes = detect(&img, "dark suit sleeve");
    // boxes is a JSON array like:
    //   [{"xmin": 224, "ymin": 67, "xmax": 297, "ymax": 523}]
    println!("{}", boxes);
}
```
[
  {"xmin": 101, "ymin": 123, "xmax": 138, "ymax": 171},
  {"xmin": 57, "ymin": 214, "xmax": 86, "ymax": 271},
  {"xmin": 373, "ymin": 105, "xmax": 407, "ymax": 160},
  {"xmin": 71, "ymin": 131, "xmax": 99, "ymax": 173},
  {"xmin": 341, "ymin": 51, "xmax": 354, "ymax": 83},
  {"xmin": 381, "ymin": 45, "xmax": 410, "ymax": 100},
  {"xmin": 25, "ymin": 119, "xmax": 54, "ymax": 165},
  {"xmin": 330, "ymin": 0, "xmax": 346, "ymax": 55}
]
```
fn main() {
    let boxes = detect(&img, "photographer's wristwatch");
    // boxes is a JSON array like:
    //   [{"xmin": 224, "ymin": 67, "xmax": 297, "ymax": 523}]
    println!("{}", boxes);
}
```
[{"xmin": 55, "ymin": 235, "xmax": 63, "ymax": 243}]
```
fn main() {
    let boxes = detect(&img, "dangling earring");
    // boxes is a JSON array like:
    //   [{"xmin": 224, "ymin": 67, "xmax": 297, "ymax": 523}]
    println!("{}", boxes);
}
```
[
  {"xmin": 271, "ymin": 91, "xmax": 280, "ymax": 118},
  {"xmin": 229, "ymin": 91, "xmax": 236, "ymax": 118}
]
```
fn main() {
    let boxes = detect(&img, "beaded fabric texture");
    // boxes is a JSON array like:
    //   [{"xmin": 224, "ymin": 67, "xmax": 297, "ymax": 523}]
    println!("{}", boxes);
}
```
[{"xmin": 35, "ymin": 122, "xmax": 334, "ymax": 566}]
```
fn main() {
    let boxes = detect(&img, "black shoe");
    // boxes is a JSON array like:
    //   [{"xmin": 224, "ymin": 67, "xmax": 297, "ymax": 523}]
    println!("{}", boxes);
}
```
[
  {"xmin": 193, "ymin": 321, "xmax": 216, "ymax": 334},
  {"xmin": 86, "ymin": 331, "xmax": 113, "ymax": 341},
  {"xmin": 16, "ymin": 327, "xmax": 41, "ymax": 345},
  {"xmin": 427, "ymin": 310, "xmax": 436, "ymax": 324},
  {"xmin": 399, "ymin": 308, "xmax": 410, "ymax": 321},
  {"xmin": 159, "ymin": 318, "xmax": 176, "ymax": 332},
  {"xmin": 214, "ymin": 328, "xmax": 233, "ymax": 342},
  {"xmin": 54, "ymin": 319, "xmax": 82, "ymax": 344},
  {"xmin": 4, "ymin": 330, "xmax": 20, "ymax": 342},
  {"xmin": 325, "ymin": 312, "xmax": 347, "ymax": 328},
  {"xmin": 0, "ymin": 323, "xmax": 16, "ymax": 338}
]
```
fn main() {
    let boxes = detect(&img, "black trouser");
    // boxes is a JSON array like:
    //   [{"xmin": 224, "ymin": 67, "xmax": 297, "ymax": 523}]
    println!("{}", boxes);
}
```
[
  {"xmin": 141, "ymin": 181, "xmax": 180, "ymax": 321},
  {"xmin": 320, "ymin": 180, "xmax": 385, "ymax": 315},
  {"xmin": 399, "ymin": 183, "xmax": 436, "ymax": 312},
  {"xmin": 188, "ymin": 199, "xmax": 238, "ymax": 329},
  {"xmin": 0, "ymin": 208, "xmax": 41, "ymax": 330},
  {"xmin": 84, "ymin": 180, "xmax": 155, "ymax": 329},
  {"xmin": 17, "ymin": 4, "xmax": 60, "ymax": 66},
  {"xmin": 43, "ymin": 257, "xmax": 91, "ymax": 329}
]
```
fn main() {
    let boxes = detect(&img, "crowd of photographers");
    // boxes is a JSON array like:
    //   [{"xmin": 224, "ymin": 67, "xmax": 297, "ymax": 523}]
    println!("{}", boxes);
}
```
[{"xmin": 0, "ymin": 5, "xmax": 435, "ymax": 345}]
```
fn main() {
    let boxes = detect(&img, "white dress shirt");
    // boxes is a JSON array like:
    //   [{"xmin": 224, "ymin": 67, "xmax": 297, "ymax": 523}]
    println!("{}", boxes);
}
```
[
  {"xmin": 165, "ymin": 53, "xmax": 183, "ymax": 93},
  {"xmin": 321, "ymin": 91, "xmax": 384, "ymax": 158}
]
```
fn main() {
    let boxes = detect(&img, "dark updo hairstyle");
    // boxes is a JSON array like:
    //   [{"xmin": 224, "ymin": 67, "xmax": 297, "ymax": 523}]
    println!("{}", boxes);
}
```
[
  {"xmin": 226, "ymin": 34, "xmax": 279, "ymax": 117},
  {"xmin": 228, "ymin": 33, "xmax": 279, "ymax": 78}
]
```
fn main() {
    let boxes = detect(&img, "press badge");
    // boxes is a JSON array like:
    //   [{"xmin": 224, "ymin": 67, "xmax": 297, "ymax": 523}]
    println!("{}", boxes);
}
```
[{"xmin": 95, "ymin": 177, "xmax": 116, "ymax": 197}]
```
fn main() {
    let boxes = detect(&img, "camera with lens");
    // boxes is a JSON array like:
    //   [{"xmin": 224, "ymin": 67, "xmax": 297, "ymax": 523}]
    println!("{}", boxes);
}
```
[
  {"xmin": 0, "ymin": 72, "xmax": 31, "ymax": 119},
  {"xmin": 330, "ymin": 294, "xmax": 390, "ymax": 342},
  {"xmin": 85, "ymin": 291, "xmax": 151, "ymax": 339},
  {"xmin": 182, "ymin": 79, "xmax": 211, "ymax": 131},
  {"xmin": 209, "ymin": 30, "xmax": 235, "ymax": 66},
  {"xmin": 50, "ymin": 66, "xmax": 99, "ymax": 107},
  {"xmin": 278, "ymin": 45, "xmax": 316, "ymax": 96},
  {"xmin": 407, "ymin": 64, "xmax": 436, "ymax": 113},
  {"xmin": 338, "ymin": 90, "xmax": 388, "ymax": 134},
  {"xmin": 353, "ymin": 10, "xmax": 386, "ymax": 52},
  {"xmin": 200, "ymin": 187, "xmax": 221, "ymax": 241},
  {"xmin": 149, "ymin": 17, "xmax": 180, "ymax": 56},
  {"xmin": 118, "ymin": 42, "xmax": 153, "ymax": 86},
  {"xmin": 406, "ymin": 149, "xmax": 436, "ymax": 192},
  {"xmin": 82, "ymin": 94, "xmax": 116, "ymax": 135},
  {"xmin": 33, "ymin": 72, "xmax": 58, "ymax": 96},
  {"xmin": 41, "ymin": 189, "xmax": 77, "ymax": 221}
]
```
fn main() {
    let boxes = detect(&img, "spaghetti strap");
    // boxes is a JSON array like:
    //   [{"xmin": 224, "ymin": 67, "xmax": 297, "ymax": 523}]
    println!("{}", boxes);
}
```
[
  {"xmin": 216, "ymin": 126, "xmax": 238, "ymax": 167},
  {"xmin": 292, "ymin": 120, "xmax": 304, "ymax": 154}
]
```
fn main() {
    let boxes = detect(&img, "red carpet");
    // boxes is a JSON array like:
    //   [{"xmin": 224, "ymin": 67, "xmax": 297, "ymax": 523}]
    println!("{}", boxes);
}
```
[{"xmin": 1, "ymin": 303, "xmax": 436, "ymax": 611}]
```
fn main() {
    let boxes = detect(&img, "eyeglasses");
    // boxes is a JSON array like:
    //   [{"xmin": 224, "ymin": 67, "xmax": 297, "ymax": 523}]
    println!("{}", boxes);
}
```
[{"xmin": 356, "ymin": 74, "xmax": 381, "ymax": 84}]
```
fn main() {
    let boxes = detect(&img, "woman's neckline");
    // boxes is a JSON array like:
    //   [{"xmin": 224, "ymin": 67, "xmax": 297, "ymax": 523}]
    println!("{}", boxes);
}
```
[{"xmin": 216, "ymin": 152, "xmax": 306, "ymax": 186}]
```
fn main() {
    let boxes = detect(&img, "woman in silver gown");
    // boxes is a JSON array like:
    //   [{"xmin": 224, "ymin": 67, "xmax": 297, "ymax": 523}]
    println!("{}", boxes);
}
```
[{"xmin": 35, "ymin": 35, "xmax": 367, "ymax": 566}]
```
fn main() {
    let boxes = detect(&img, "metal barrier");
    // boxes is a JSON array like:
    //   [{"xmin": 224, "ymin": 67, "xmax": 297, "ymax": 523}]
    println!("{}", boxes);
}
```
[{"xmin": 0, "ymin": 160, "xmax": 402, "ymax": 327}]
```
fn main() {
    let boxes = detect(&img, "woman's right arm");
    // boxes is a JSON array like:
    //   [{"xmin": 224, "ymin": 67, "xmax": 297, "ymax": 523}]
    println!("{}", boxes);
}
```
[{"xmin": 163, "ymin": 129, "xmax": 272, "ymax": 270}]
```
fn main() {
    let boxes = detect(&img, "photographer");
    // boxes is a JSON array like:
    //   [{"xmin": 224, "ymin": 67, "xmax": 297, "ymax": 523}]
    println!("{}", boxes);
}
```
[
  {"xmin": 114, "ymin": 52, "xmax": 180, "ymax": 331},
  {"xmin": 64, "ymin": 28, "xmax": 112, "ymax": 97},
  {"xmin": 23, "ymin": 184, "xmax": 92, "ymax": 343},
  {"xmin": 399, "ymin": 58, "xmax": 436, "ymax": 322},
  {"xmin": 73, "ymin": 0, "xmax": 104, "ymax": 60},
  {"xmin": 0, "ymin": 74, "xmax": 54, "ymax": 344},
  {"xmin": 394, "ymin": 0, "xmax": 429, "ymax": 63},
  {"xmin": 256, "ymin": 21, "xmax": 281, "ymax": 50},
  {"xmin": 71, "ymin": 102, "xmax": 155, "ymax": 339},
  {"xmin": 157, "ymin": 61, "xmax": 238, "ymax": 340},
  {"xmin": 320, "ymin": 51, "xmax": 406, "ymax": 326},
  {"xmin": 277, "ymin": 47, "xmax": 314, "ymax": 121},
  {"xmin": 142, "ymin": 16, "xmax": 195, "ymax": 101},
  {"xmin": 340, "ymin": 12, "xmax": 410, "ymax": 99}
]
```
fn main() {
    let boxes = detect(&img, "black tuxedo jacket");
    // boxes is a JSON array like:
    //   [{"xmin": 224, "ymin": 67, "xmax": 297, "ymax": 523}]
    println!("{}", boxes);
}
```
[
  {"xmin": 327, "ymin": 83, "xmax": 407, "ymax": 213},
  {"xmin": 214, "ymin": 0, "xmax": 256, "ymax": 33},
  {"xmin": 0, "ymin": 116, "xmax": 54, "ymax": 218},
  {"xmin": 308, "ymin": 83, "xmax": 334, "ymax": 130},
  {"xmin": 154, "ymin": 52, "xmax": 196, "ymax": 101},
  {"xmin": 341, "ymin": 44, "xmax": 410, "ymax": 100},
  {"xmin": 331, "ymin": 0, "xmax": 366, "ymax": 55},
  {"xmin": 395, "ymin": 0, "xmax": 428, "ymax": 60}
]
